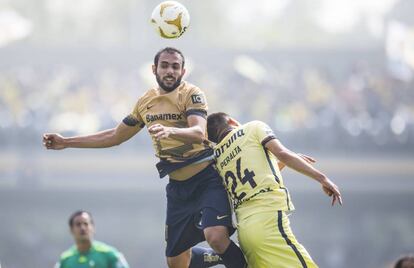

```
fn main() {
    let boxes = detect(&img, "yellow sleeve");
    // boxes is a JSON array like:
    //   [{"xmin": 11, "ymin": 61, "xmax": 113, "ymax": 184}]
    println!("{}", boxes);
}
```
[
  {"xmin": 184, "ymin": 86, "xmax": 208, "ymax": 118},
  {"xmin": 253, "ymin": 121, "xmax": 277, "ymax": 146}
]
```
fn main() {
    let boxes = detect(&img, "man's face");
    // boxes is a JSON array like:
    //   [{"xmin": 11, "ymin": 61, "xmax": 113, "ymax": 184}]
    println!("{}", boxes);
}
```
[
  {"xmin": 153, "ymin": 52, "xmax": 185, "ymax": 92},
  {"xmin": 70, "ymin": 213, "xmax": 94, "ymax": 243},
  {"xmin": 401, "ymin": 261, "xmax": 414, "ymax": 268}
]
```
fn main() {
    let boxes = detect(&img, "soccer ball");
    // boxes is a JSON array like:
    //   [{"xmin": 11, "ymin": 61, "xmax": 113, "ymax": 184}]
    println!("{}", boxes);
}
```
[{"xmin": 150, "ymin": 1, "xmax": 190, "ymax": 39}]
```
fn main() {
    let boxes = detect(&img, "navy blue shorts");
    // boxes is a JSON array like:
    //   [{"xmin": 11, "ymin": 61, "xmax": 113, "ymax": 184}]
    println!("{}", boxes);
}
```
[{"xmin": 165, "ymin": 164, "xmax": 235, "ymax": 257}]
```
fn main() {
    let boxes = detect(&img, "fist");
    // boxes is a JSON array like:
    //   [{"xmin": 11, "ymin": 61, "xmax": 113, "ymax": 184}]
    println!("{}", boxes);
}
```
[
  {"xmin": 43, "ymin": 133, "xmax": 66, "ymax": 150},
  {"xmin": 148, "ymin": 124, "xmax": 174, "ymax": 140}
]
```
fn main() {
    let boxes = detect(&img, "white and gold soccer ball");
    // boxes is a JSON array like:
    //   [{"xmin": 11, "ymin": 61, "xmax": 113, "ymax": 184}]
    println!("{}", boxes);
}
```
[{"xmin": 150, "ymin": 1, "xmax": 190, "ymax": 39}]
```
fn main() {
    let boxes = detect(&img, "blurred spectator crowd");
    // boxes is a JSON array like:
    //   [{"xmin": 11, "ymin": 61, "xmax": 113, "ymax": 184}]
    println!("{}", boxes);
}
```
[{"xmin": 1, "ymin": 49, "xmax": 413, "ymax": 152}]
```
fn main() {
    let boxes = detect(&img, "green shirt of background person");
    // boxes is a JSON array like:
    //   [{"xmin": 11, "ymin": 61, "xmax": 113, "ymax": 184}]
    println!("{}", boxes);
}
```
[{"xmin": 55, "ymin": 211, "xmax": 129, "ymax": 268}]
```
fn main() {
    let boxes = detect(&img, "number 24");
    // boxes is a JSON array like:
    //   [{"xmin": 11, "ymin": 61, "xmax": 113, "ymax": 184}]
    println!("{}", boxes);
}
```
[{"xmin": 224, "ymin": 157, "xmax": 257, "ymax": 201}]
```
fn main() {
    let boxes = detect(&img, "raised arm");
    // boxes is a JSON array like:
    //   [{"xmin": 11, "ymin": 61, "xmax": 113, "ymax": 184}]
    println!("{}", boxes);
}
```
[
  {"xmin": 278, "ymin": 153, "xmax": 316, "ymax": 171},
  {"xmin": 148, "ymin": 114, "xmax": 206, "ymax": 144},
  {"xmin": 43, "ymin": 122, "xmax": 141, "ymax": 150},
  {"xmin": 265, "ymin": 139, "xmax": 342, "ymax": 206}
]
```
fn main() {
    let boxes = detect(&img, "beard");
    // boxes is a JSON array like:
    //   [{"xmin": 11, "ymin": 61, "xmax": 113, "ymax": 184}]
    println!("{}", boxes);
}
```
[{"xmin": 156, "ymin": 73, "xmax": 183, "ymax": 92}]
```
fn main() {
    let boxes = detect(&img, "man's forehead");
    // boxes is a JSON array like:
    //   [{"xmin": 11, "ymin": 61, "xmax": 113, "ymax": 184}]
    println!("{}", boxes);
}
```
[
  {"xmin": 402, "ymin": 261, "xmax": 414, "ymax": 268},
  {"xmin": 158, "ymin": 52, "xmax": 183, "ymax": 64},
  {"xmin": 74, "ymin": 213, "xmax": 92, "ymax": 223}
]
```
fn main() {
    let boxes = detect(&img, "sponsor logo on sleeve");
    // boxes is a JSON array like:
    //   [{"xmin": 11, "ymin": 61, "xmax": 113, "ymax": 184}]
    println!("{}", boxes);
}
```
[{"xmin": 191, "ymin": 94, "xmax": 205, "ymax": 104}]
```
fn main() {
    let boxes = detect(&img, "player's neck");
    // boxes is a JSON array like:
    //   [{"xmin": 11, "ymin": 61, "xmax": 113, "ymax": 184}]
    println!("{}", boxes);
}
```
[
  {"xmin": 158, "ymin": 87, "xmax": 175, "ymax": 95},
  {"xmin": 76, "ymin": 240, "xmax": 92, "ymax": 253},
  {"xmin": 158, "ymin": 81, "xmax": 183, "ymax": 95},
  {"xmin": 217, "ymin": 127, "xmax": 235, "ymax": 143}
]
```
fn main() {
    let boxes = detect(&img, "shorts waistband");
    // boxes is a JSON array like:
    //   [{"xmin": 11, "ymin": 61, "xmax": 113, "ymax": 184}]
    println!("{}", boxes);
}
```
[{"xmin": 168, "ymin": 163, "xmax": 215, "ymax": 185}]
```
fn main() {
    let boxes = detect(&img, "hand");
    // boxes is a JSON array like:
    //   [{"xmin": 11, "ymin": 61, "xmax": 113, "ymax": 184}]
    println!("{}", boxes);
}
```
[
  {"xmin": 43, "ymin": 133, "xmax": 66, "ymax": 150},
  {"xmin": 320, "ymin": 177, "xmax": 343, "ymax": 206},
  {"xmin": 297, "ymin": 153, "xmax": 316, "ymax": 164},
  {"xmin": 148, "ymin": 124, "xmax": 175, "ymax": 141}
]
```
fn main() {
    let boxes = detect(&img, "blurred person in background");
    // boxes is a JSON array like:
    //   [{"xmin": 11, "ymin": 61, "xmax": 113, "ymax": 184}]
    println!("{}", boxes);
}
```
[
  {"xmin": 206, "ymin": 112, "xmax": 342, "ymax": 268},
  {"xmin": 43, "ymin": 47, "xmax": 246, "ymax": 268},
  {"xmin": 394, "ymin": 255, "xmax": 414, "ymax": 268},
  {"xmin": 55, "ymin": 210, "xmax": 129, "ymax": 268}
]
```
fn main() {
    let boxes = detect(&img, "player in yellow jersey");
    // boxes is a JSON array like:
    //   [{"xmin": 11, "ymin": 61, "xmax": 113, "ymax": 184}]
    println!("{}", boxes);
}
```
[
  {"xmin": 207, "ymin": 112, "xmax": 343, "ymax": 268},
  {"xmin": 43, "ymin": 48, "xmax": 246, "ymax": 268}
]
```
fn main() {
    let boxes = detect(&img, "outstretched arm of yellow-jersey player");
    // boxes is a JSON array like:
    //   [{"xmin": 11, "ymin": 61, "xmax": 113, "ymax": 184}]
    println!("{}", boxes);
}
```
[
  {"xmin": 148, "ymin": 114, "xmax": 206, "ymax": 144},
  {"xmin": 265, "ymin": 139, "xmax": 342, "ymax": 206},
  {"xmin": 43, "ymin": 122, "xmax": 141, "ymax": 150},
  {"xmin": 278, "ymin": 153, "xmax": 316, "ymax": 171}
]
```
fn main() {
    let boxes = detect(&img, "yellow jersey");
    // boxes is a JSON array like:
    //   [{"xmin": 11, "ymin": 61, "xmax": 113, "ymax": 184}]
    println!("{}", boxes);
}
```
[
  {"xmin": 214, "ymin": 121, "xmax": 294, "ymax": 220},
  {"xmin": 124, "ymin": 81, "xmax": 212, "ymax": 177}
]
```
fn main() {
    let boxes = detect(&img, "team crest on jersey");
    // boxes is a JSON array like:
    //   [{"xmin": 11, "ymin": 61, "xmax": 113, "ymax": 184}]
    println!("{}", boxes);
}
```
[{"xmin": 191, "ymin": 94, "xmax": 204, "ymax": 104}]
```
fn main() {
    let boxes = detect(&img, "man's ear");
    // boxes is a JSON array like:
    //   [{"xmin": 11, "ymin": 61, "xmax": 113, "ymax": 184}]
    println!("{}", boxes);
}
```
[
  {"xmin": 228, "ymin": 117, "xmax": 240, "ymax": 127},
  {"xmin": 152, "ymin": 65, "xmax": 156, "ymax": 75}
]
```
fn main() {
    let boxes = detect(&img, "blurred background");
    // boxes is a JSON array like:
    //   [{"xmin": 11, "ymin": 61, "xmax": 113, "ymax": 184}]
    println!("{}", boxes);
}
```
[{"xmin": 1, "ymin": 0, "xmax": 414, "ymax": 267}]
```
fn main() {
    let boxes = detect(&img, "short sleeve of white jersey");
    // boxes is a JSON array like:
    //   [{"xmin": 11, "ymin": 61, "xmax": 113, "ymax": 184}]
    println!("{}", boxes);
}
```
[{"xmin": 253, "ymin": 121, "xmax": 277, "ymax": 145}]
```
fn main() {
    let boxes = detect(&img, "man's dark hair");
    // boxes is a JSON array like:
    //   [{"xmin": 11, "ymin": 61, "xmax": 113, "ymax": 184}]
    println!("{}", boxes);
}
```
[
  {"xmin": 207, "ymin": 112, "xmax": 231, "ymax": 143},
  {"xmin": 68, "ymin": 210, "xmax": 94, "ymax": 228},
  {"xmin": 394, "ymin": 255, "xmax": 414, "ymax": 268},
  {"xmin": 154, "ymin": 47, "xmax": 185, "ymax": 68}
]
